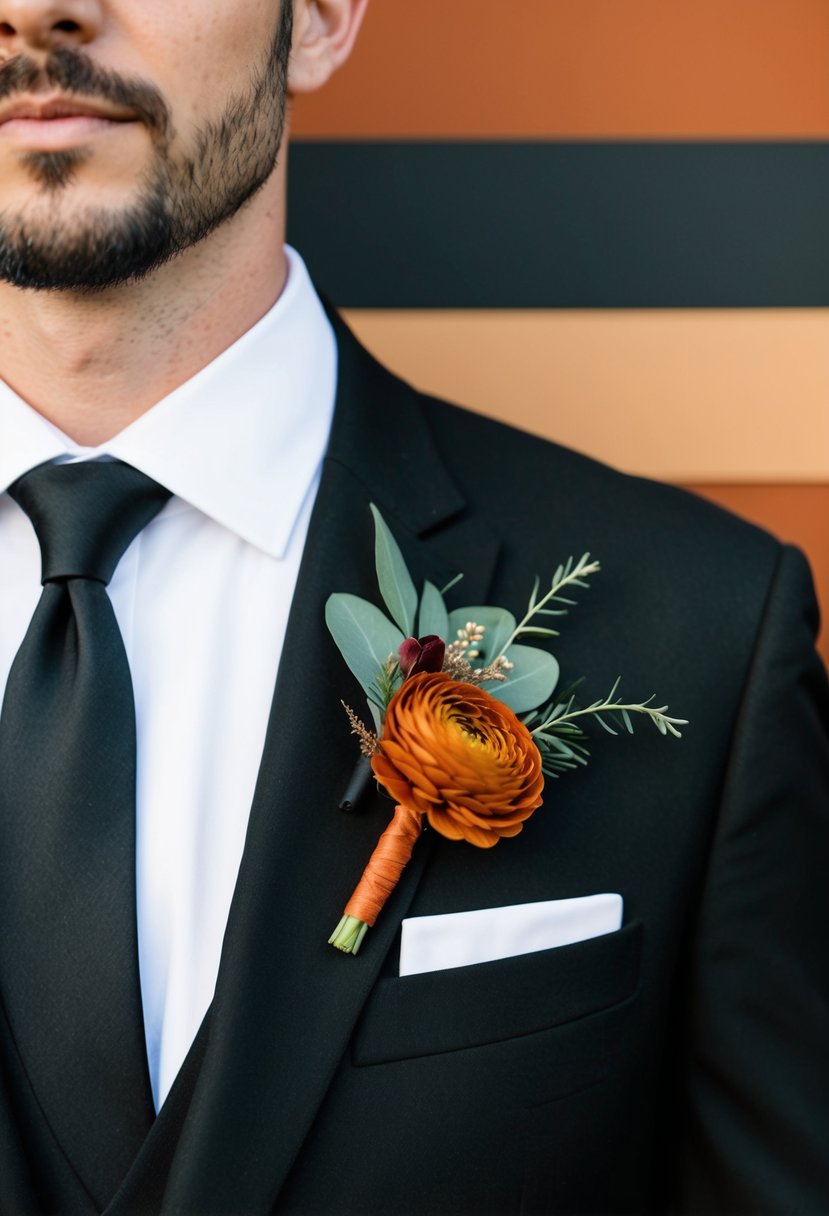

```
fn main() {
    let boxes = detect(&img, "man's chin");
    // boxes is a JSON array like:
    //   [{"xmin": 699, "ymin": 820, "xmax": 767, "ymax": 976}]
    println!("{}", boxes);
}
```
[{"xmin": 0, "ymin": 205, "xmax": 177, "ymax": 293}]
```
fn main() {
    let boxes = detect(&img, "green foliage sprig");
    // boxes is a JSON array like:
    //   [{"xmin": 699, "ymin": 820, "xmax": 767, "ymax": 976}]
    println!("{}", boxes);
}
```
[
  {"xmin": 524, "ymin": 676, "xmax": 686, "ymax": 778},
  {"xmin": 501, "ymin": 554, "xmax": 602, "ymax": 650}
]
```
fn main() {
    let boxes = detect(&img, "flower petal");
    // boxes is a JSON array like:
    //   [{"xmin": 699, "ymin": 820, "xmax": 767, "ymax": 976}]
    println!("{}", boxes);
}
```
[{"xmin": 377, "ymin": 671, "xmax": 544, "ymax": 850}]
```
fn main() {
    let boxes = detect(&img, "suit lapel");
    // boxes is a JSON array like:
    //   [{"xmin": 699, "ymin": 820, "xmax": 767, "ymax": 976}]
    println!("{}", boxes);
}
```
[{"xmin": 161, "ymin": 318, "xmax": 499, "ymax": 1213}]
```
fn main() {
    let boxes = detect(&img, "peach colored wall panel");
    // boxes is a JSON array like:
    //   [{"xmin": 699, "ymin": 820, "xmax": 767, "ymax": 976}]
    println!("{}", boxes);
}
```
[{"xmin": 342, "ymin": 310, "xmax": 829, "ymax": 483}]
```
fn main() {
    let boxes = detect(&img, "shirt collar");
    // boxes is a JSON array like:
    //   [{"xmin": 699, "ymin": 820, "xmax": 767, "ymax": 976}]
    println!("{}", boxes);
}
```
[{"xmin": 0, "ymin": 246, "xmax": 337, "ymax": 559}]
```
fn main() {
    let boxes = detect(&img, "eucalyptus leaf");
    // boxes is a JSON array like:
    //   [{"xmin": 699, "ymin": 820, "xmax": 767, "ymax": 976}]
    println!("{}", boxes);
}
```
[
  {"xmin": 484, "ymin": 644, "xmax": 559, "ymax": 713},
  {"xmin": 325, "ymin": 593, "xmax": 404, "ymax": 709},
  {"xmin": 370, "ymin": 504, "xmax": 417, "ymax": 636},
  {"xmin": 447, "ymin": 606, "xmax": 516, "ymax": 665},
  {"xmin": 418, "ymin": 580, "xmax": 449, "ymax": 639}
]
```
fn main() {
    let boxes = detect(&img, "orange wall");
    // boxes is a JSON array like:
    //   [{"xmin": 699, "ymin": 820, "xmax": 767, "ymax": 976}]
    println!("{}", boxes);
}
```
[{"xmin": 293, "ymin": 0, "xmax": 829, "ymax": 139}]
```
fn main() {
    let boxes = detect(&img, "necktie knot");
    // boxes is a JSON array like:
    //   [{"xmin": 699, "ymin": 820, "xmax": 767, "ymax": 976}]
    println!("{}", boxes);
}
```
[{"xmin": 8, "ymin": 460, "xmax": 171, "ymax": 585}]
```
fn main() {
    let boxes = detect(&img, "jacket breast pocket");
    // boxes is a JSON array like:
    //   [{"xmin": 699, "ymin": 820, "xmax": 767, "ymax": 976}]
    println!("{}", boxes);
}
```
[{"xmin": 351, "ymin": 919, "xmax": 643, "ymax": 1067}]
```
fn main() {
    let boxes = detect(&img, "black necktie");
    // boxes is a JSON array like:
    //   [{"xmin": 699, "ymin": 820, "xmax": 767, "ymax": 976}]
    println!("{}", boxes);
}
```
[{"xmin": 0, "ymin": 459, "xmax": 172, "ymax": 1205}]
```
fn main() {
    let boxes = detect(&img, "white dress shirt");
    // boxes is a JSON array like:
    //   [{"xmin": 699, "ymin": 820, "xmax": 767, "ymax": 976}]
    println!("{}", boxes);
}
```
[{"xmin": 0, "ymin": 247, "xmax": 337, "ymax": 1110}]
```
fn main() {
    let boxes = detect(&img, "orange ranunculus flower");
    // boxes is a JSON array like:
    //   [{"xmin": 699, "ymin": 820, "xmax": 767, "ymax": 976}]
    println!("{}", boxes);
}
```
[{"xmin": 371, "ymin": 671, "xmax": 544, "ymax": 849}]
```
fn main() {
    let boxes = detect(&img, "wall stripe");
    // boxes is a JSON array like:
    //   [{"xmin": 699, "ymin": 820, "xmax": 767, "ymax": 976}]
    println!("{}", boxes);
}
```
[
  {"xmin": 289, "ymin": 142, "xmax": 829, "ymax": 309},
  {"xmin": 342, "ymin": 309, "xmax": 829, "ymax": 482},
  {"xmin": 292, "ymin": 1, "xmax": 829, "ymax": 140}
]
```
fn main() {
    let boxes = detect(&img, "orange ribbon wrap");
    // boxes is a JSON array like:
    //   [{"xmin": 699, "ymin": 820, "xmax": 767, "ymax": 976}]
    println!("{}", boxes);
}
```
[{"xmin": 344, "ymin": 803, "xmax": 423, "ymax": 926}]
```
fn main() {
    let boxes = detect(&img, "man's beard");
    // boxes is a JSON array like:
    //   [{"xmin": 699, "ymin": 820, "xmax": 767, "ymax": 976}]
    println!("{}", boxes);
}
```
[{"xmin": 0, "ymin": 3, "xmax": 293, "ymax": 292}]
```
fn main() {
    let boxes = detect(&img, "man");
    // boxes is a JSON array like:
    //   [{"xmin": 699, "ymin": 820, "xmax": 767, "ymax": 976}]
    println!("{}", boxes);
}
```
[{"xmin": 0, "ymin": 1, "xmax": 827, "ymax": 1213}]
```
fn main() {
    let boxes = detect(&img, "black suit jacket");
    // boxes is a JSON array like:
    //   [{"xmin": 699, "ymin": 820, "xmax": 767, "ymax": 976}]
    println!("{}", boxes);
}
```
[{"xmin": 2, "ymin": 311, "xmax": 829, "ymax": 1215}]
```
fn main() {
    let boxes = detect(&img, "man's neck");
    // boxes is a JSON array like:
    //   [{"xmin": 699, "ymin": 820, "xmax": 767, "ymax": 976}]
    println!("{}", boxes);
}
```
[{"xmin": 0, "ymin": 185, "xmax": 288, "ymax": 447}]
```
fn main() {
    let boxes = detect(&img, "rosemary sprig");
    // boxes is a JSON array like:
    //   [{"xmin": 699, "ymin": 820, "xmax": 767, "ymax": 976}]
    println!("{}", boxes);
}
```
[
  {"xmin": 500, "ymin": 554, "xmax": 601, "ymax": 651},
  {"xmin": 369, "ymin": 655, "xmax": 402, "ymax": 716},
  {"xmin": 530, "ymin": 676, "xmax": 687, "ymax": 742}
]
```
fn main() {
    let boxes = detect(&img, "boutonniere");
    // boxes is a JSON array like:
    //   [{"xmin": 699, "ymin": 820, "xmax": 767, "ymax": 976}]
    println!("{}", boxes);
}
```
[{"xmin": 326, "ymin": 506, "xmax": 686, "ymax": 955}]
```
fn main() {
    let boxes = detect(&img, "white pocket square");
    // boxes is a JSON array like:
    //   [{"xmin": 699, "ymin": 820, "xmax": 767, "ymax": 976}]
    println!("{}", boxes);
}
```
[{"xmin": 399, "ymin": 893, "xmax": 624, "ymax": 977}]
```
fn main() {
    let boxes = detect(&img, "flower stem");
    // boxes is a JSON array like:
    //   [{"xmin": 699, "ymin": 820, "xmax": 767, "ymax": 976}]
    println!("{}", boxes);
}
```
[
  {"xmin": 329, "ymin": 803, "xmax": 424, "ymax": 956},
  {"xmin": 329, "ymin": 915, "xmax": 370, "ymax": 955}
]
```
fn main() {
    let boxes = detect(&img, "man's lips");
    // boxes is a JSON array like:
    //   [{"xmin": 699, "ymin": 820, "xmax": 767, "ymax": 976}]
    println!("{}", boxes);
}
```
[
  {"xmin": 0, "ymin": 94, "xmax": 138, "ymax": 148},
  {"xmin": 0, "ymin": 95, "xmax": 137, "ymax": 125}
]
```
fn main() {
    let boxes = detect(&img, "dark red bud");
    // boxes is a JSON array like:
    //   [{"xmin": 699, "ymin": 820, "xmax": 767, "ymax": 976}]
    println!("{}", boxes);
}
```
[
  {"xmin": 398, "ymin": 634, "xmax": 446, "ymax": 677},
  {"xmin": 398, "ymin": 637, "xmax": 422, "ymax": 675}
]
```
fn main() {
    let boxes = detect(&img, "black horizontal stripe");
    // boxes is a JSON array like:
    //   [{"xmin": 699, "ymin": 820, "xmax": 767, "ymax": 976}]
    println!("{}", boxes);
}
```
[{"xmin": 287, "ymin": 141, "xmax": 829, "ymax": 308}]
